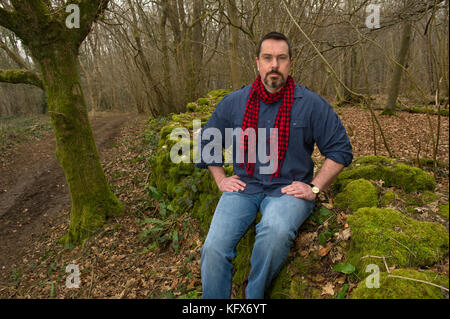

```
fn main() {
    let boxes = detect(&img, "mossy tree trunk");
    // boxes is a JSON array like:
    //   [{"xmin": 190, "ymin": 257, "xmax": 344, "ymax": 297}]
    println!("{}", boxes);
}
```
[
  {"xmin": 0, "ymin": 0, "xmax": 124, "ymax": 245},
  {"xmin": 39, "ymin": 46, "xmax": 123, "ymax": 244}
]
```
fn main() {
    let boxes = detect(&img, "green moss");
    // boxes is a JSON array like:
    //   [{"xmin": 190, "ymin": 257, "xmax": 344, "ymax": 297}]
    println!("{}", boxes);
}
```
[
  {"xmin": 420, "ymin": 191, "xmax": 439, "ymax": 204},
  {"xmin": 333, "ymin": 156, "xmax": 436, "ymax": 193},
  {"xmin": 266, "ymin": 257, "xmax": 320, "ymax": 299},
  {"xmin": 186, "ymin": 103, "xmax": 197, "ymax": 112},
  {"xmin": 380, "ymin": 191, "xmax": 396, "ymax": 207},
  {"xmin": 380, "ymin": 108, "xmax": 396, "ymax": 116},
  {"xmin": 232, "ymin": 222, "xmax": 257, "ymax": 297},
  {"xmin": 0, "ymin": 69, "xmax": 43, "ymax": 88},
  {"xmin": 346, "ymin": 208, "xmax": 449, "ymax": 275},
  {"xmin": 350, "ymin": 268, "xmax": 449, "ymax": 299},
  {"xmin": 197, "ymin": 98, "xmax": 210, "ymax": 106},
  {"xmin": 333, "ymin": 165, "xmax": 388, "ymax": 192},
  {"xmin": 438, "ymin": 203, "xmax": 449, "ymax": 220},
  {"xmin": 387, "ymin": 164, "xmax": 436, "ymax": 193},
  {"xmin": 439, "ymin": 109, "xmax": 449, "ymax": 116},
  {"xmin": 334, "ymin": 179, "xmax": 378, "ymax": 212},
  {"xmin": 206, "ymin": 89, "xmax": 232, "ymax": 104},
  {"xmin": 417, "ymin": 158, "xmax": 448, "ymax": 169}
]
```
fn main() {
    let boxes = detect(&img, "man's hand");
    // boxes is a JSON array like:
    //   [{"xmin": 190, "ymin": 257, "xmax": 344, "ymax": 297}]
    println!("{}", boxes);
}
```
[
  {"xmin": 218, "ymin": 175, "xmax": 246, "ymax": 193},
  {"xmin": 281, "ymin": 181, "xmax": 316, "ymax": 201}
]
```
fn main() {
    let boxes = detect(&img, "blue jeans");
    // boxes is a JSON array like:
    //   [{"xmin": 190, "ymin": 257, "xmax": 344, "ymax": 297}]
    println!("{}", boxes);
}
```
[{"xmin": 200, "ymin": 192, "xmax": 315, "ymax": 299}]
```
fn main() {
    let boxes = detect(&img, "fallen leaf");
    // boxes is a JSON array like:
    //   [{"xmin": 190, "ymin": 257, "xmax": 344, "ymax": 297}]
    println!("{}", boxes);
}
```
[
  {"xmin": 331, "ymin": 252, "xmax": 343, "ymax": 263},
  {"xmin": 318, "ymin": 246, "xmax": 331, "ymax": 257},
  {"xmin": 321, "ymin": 282, "xmax": 335, "ymax": 295},
  {"xmin": 341, "ymin": 228, "xmax": 351, "ymax": 240},
  {"xmin": 314, "ymin": 274, "xmax": 327, "ymax": 283}
]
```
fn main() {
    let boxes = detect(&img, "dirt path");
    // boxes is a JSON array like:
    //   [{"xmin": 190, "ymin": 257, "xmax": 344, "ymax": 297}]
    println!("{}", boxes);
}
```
[{"xmin": 0, "ymin": 112, "xmax": 136, "ymax": 272}]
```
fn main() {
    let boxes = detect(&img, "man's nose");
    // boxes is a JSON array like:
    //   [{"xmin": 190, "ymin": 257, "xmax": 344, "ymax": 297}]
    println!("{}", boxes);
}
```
[{"xmin": 270, "ymin": 57, "xmax": 279, "ymax": 69}]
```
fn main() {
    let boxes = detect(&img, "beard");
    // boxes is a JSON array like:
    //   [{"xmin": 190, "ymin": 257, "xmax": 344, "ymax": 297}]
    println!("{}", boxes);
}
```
[{"xmin": 263, "ymin": 71, "xmax": 286, "ymax": 91}]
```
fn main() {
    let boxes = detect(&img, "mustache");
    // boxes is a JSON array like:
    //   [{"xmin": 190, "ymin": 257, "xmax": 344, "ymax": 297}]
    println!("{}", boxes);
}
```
[{"xmin": 265, "ymin": 70, "xmax": 283, "ymax": 78}]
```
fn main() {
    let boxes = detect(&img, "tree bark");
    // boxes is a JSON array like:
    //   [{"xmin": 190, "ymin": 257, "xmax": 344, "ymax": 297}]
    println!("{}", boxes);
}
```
[
  {"xmin": 190, "ymin": 0, "xmax": 204, "ymax": 99},
  {"xmin": 227, "ymin": 0, "xmax": 242, "ymax": 90},
  {"xmin": 384, "ymin": 22, "xmax": 413, "ymax": 115},
  {"xmin": 127, "ymin": 0, "xmax": 166, "ymax": 116},
  {"xmin": 38, "ymin": 46, "xmax": 123, "ymax": 244},
  {"xmin": 159, "ymin": 4, "xmax": 176, "ymax": 113}
]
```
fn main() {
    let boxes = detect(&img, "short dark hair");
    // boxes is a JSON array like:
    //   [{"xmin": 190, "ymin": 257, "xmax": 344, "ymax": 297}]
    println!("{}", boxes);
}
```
[{"xmin": 256, "ymin": 32, "xmax": 292, "ymax": 59}]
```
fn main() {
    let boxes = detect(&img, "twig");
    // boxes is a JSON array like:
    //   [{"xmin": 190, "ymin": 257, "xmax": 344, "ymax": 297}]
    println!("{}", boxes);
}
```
[
  {"xmin": 361, "ymin": 255, "xmax": 391, "ymax": 273},
  {"xmin": 282, "ymin": 0, "xmax": 365, "ymax": 100},
  {"xmin": 387, "ymin": 235, "xmax": 417, "ymax": 258},
  {"xmin": 316, "ymin": 213, "xmax": 335, "ymax": 232},
  {"xmin": 387, "ymin": 274, "xmax": 449, "ymax": 292}
]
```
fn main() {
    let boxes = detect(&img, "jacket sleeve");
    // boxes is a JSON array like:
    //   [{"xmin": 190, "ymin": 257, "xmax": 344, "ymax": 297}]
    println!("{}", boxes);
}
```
[
  {"xmin": 311, "ymin": 96, "xmax": 353, "ymax": 167},
  {"xmin": 194, "ymin": 95, "xmax": 232, "ymax": 169}
]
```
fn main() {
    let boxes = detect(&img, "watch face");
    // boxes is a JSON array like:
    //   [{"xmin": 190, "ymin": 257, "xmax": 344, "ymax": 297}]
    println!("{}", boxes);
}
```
[{"xmin": 312, "ymin": 186, "xmax": 320, "ymax": 194}]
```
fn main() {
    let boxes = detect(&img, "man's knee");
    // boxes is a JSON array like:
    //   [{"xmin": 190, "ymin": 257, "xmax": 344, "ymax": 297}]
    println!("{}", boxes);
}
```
[
  {"xmin": 201, "ymin": 236, "xmax": 236, "ymax": 262},
  {"xmin": 256, "ymin": 220, "xmax": 297, "ymax": 248}
]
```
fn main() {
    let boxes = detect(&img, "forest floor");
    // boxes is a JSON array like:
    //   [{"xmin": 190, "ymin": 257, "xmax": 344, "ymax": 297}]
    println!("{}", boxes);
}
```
[{"xmin": 0, "ymin": 107, "xmax": 448, "ymax": 299}]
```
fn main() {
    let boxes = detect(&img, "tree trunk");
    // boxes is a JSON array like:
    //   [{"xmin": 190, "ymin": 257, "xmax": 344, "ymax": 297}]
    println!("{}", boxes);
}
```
[
  {"xmin": 127, "ymin": 0, "xmax": 166, "ymax": 116},
  {"xmin": 384, "ymin": 22, "xmax": 413, "ymax": 115},
  {"xmin": 191, "ymin": 0, "xmax": 204, "ymax": 100},
  {"xmin": 227, "ymin": 0, "xmax": 242, "ymax": 90},
  {"xmin": 38, "ymin": 47, "xmax": 123, "ymax": 245},
  {"xmin": 159, "ymin": 5, "xmax": 177, "ymax": 113}
]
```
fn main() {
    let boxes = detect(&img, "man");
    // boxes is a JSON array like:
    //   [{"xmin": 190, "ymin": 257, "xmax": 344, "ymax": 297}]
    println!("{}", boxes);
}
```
[{"xmin": 195, "ymin": 32, "xmax": 353, "ymax": 299}]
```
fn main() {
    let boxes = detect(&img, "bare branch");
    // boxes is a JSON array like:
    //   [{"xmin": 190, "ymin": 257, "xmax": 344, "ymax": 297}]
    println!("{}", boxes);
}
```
[
  {"xmin": 0, "ymin": 38, "xmax": 29, "ymax": 69},
  {"xmin": 72, "ymin": 0, "xmax": 111, "ymax": 47}
]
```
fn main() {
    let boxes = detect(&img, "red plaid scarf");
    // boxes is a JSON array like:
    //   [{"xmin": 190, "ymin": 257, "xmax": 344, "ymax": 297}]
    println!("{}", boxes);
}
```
[{"xmin": 240, "ymin": 75, "xmax": 295, "ymax": 180}]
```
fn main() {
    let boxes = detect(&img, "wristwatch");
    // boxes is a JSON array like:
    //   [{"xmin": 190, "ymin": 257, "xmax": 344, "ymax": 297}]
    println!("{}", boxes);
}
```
[{"xmin": 308, "ymin": 183, "xmax": 320, "ymax": 195}]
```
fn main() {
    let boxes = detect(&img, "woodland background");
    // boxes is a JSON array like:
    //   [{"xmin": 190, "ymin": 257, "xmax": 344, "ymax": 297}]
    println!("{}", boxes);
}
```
[
  {"xmin": 0, "ymin": 0, "xmax": 448, "ymax": 300},
  {"xmin": 1, "ymin": 0, "xmax": 448, "ymax": 117}
]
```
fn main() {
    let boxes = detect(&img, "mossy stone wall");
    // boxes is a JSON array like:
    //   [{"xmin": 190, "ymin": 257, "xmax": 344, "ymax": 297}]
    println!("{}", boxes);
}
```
[
  {"xmin": 346, "ymin": 207, "xmax": 448, "ymax": 275},
  {"xmin": 350, "ymin": 269, "xmax": 449, "ymax": 299},
  {"xmin": 333, "ymin": 156, "xmax": 436, "ymax": 193}
]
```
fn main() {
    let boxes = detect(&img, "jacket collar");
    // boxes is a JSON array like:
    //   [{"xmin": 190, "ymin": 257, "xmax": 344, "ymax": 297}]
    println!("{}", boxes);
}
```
[{"xmin": 293, "ymin": 84, "xmax": 304, "ymax": 98}]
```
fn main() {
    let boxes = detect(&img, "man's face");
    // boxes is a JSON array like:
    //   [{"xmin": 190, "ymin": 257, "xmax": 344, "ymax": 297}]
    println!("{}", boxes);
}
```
[{"xmin": 256, "ymin": 39, "xmax": 292, "ymax": 93}]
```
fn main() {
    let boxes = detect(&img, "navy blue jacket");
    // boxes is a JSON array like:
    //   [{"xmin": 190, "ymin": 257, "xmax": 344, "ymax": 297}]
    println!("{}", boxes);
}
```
[{"xmin": 195, "ymin": 83, "xmax": 353, "ymax": 196}]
